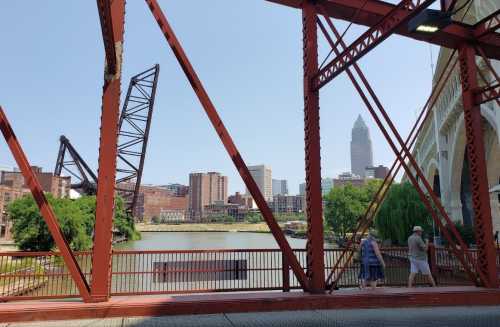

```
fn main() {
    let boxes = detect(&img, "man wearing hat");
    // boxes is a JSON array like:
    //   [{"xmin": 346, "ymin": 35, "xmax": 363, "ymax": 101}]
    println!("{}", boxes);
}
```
[{"xmin": 408, "ymin": 226, "xmax": 436, "ymax": 287}]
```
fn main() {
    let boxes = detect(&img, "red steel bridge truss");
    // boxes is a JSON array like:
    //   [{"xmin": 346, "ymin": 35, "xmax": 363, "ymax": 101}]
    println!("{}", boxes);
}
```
[{"xmin": 0, "ymin": 0, "xmax": 499, "ymax": 304}]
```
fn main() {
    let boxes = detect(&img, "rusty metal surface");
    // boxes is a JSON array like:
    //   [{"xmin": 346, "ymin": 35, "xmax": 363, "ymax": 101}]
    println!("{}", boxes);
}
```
[
  {"xmin": 302, "ymin": 1, "xmax": 325, "ymax": 294},
  {"xmin": 0, "ymin": 108, "xmax": 91, "ymax": 301},
  {"xmin": 91, "ymin": 0, "xmax": 126, "ymax": 302},
  {"xmin": 144, "ymin": 0, "xmax": 309, "ymax": 291},
  {"xmin": 458, "ymin": 44, "xmax": 498, "ymax": 288}
]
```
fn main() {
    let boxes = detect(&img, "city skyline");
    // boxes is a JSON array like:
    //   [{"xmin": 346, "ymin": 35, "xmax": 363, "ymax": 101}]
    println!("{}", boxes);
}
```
[{"xmin": 0, "ymin": 2, "xmax": 435, "ymax": 196}]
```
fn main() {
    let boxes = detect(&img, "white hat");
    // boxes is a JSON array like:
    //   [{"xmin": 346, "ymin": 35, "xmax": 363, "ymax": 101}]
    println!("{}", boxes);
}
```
[{"xmin": 413, "ymin": 226, "xmax": 423, "ymax": 232}]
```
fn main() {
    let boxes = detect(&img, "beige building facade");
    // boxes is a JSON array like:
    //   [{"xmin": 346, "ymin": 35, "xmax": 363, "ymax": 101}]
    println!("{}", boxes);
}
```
[{"xmin": 246, "ymin": 165, "xmax": 273, "ymax": 201}]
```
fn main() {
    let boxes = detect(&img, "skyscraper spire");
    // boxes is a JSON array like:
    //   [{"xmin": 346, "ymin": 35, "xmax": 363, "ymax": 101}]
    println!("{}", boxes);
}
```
[{"xmin": 350, "ymin": 115, "xmax": 373, "ymax": 177}]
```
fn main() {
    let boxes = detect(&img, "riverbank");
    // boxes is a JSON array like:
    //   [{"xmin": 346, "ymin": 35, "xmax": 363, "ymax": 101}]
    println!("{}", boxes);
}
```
[{"xmin": 135, "ymin": 222, "xmax": 271, "ymax": 233}]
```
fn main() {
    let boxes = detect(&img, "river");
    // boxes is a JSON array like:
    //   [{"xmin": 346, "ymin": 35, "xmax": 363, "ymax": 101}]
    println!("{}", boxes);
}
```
[{"xmin": 114, "ymin": 231, "xmax": 311, "ymax": 251}]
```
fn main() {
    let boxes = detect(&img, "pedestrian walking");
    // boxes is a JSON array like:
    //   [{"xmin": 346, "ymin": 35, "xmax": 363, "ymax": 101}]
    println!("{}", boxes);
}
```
[
  {"xmin": 408, "ymin": 226, "xmax": 436, "ymax": 287},
  {"xmin": 358, "ymin": 230, "xmax": 385, "ymax": 289}
]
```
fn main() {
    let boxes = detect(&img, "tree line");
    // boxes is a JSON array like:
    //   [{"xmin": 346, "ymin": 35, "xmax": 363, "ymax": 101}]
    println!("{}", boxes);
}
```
[
  {"xmin": 324, "ymin": 180, "xmax": 474, "ymax": 246},
  {"xmin": 7, "ymin": 194, "xmax": 140, "ymax": 251}
]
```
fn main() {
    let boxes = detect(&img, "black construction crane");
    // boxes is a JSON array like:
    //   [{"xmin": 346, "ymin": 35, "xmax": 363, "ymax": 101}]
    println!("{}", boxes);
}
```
[{"xmin": 54, "ymin": 64, "xmax": 160, "ymax": 218}]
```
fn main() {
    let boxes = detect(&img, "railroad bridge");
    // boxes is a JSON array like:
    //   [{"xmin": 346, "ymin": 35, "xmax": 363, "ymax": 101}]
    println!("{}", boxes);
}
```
[{"xmin": 0, "ymin": 0, "xmax": 499, "ymax": 324}]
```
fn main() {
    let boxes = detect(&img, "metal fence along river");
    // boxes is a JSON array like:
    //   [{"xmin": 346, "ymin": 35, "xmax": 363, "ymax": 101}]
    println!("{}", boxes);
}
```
[{"xmin": 0, "ymin": 247, "xmax": 488, "ymax": 301}]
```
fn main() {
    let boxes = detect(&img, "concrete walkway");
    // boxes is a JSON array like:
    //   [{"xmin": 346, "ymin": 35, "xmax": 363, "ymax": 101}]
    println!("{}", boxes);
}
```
[{"xmin": 2, "ymin": 306, "xmax": 500, "ymax": 326}]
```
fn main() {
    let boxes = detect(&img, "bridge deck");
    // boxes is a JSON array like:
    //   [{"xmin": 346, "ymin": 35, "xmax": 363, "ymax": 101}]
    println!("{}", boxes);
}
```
[{"xmin": 1, "ymin": 286, "xmax": 500, "ymax": 323}]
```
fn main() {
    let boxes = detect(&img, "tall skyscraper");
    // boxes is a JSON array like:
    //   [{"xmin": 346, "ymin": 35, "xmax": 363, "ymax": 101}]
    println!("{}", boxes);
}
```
[
  {"xmin": 350, "ymin": 115, "xmax": 373, "ymax": 177},
  {"xmin": 272, "ymin": 179, "xmax": 288, "ymax": 196},
  {"xmin": 188, "ymin": 172, "xmax": 228, "ymax": 221},
  {"xmin": 246, "ymin": 165, "xmax": 272, "ymax": 201}
]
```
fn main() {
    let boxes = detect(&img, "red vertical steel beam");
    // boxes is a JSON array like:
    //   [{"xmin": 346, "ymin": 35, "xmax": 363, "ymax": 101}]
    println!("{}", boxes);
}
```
[
  {"xmin": 315, "ymin": 9, "xmax": 481, "ymax": 286},
  {"xmin": 91, "ymin": 0, "xmax": 126, "ymax": 302},
  {"xmin": 144, "ymin": 0, "xmax": 309, "ymax": 291},
  {"xmin": 0, "ymin": 107, "xmax": 91, "ymax": 301},
  {"xmin": 458, "ymin": 44, "xmax": 498, "ymax": 288},
  {"xmin": 302, "ymin": 0, "xmax": 325, "ymax": 293},
  {"xmin": 317, "ymin": 17, "xmax": 458, "ymax": 288}
]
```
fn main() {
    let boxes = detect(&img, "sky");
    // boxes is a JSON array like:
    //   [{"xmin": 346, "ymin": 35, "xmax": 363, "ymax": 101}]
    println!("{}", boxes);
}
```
[{"xmin": 0, "ymin": 1, "xmax": 439, "ymax": 195}]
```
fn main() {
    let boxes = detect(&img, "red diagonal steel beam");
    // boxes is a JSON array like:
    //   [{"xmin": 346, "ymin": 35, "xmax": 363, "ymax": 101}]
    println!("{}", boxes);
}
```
[
  {"xmin": 318, "ymin": 16, "xmax": 457, "ymax": 288},
  {"xmin": 474, "ymin": 10, "xmax": 500, "ymax": 40},
  {"xmin": 144, "ymin": 0, "xmax": 309, "ymax": 291},
  {"xmin": 0, "ymin": 107, "xmax": 91, "ymax": 301},
  {"xmin": 313, "ymin": 0, "xmax": 435, "ymax": 91},
  {"xmin": 476, "ymin": 83, "xmax": 500, "ymax": 105},
  {"xmin": 316, "ymin": 9, "xmax": 483, "ymax": 286},
  {"xmin": 474, "ymin": 45, "xmax": 500, "ymax": 107},
  {"xmin": 96, "ymin": 0, "xmax": 117, "ymax": 75},
  {"xmin": 267, "ymin": 0, "xmax": 500, "ymax": 60},
  {"xmin": 91, "ymin": 0, "xmax": 125, "ymax": 302}
]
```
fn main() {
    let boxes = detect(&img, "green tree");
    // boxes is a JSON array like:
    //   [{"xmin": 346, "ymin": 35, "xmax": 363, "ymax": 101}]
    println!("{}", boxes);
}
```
[
  {"xmin": 8, "ymin": 194, "xmax": 140, "ymax": 251},
  {"xmin": 374, "ymin": 182, "xmax": 433, "ymax": 245},
  {"xmin": 8, "ymin": 194, "xmax": 91, "ymax": 251},
  {"xmin": 245, "ymin": 212, "xmax": 263, "ymax": 224},
  {"xmin": 324, "ymin": 184, "xmax": 367, "ymax": 238}
]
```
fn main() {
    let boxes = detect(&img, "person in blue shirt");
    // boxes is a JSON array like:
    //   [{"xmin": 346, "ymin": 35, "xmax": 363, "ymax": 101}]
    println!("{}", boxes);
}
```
[{"xmin": 358, "ymin": 230, "xmax": 386, "ymax": 289}]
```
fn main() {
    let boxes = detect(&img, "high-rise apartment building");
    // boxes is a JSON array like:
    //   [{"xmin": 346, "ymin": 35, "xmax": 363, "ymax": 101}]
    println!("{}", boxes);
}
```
[
  {"xmin": 188, "ymin": 172, "xmax": 228, "ymax": 221},
  {"xmin": 246, "ymin": 165, "xmax": 272, "ymax": 201},
  {"xmin": 351, "ymin": 115, "xmax": 373, "ymax": 177},
  {"xmin": 272, "ymin": 179, "xmax": 288, "ymax": 196}
]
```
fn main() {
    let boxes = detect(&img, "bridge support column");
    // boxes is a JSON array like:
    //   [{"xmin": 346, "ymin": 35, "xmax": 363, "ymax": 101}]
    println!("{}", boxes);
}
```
[
  {"xmin": 302, "ymin": 0, "xmax": 325, "ymax": 293},
  {"xmin": 458, "ymin": 44, "xmax": 498, "ymax": 288},
  {"xmin": 91, "ymin": 0, "xmax": 126, "ymax": 302}
]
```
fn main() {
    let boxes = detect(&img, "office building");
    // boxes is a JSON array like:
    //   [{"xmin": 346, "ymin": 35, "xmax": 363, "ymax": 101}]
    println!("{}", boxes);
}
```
[
  {"xmin": 365, "ymin": 165, "xmax": 390, "ymax": 180},
  {"xmin": 272, "ymin": 179, "xmax": 288, "ymax": 196},
  {"xmin": 271, "ymin": 195, "xmax": 305, "ymax": 213},
  {"xmin": 299, "ymin": 183, "xmax": 306, "ymax": 196},
  {"xmin": 351, "ymin": 115, "xmax": 373, "ymax": 177},
  {"xmin": 246, "ymin": 165, "xmax": 272, "ymax": 201}
]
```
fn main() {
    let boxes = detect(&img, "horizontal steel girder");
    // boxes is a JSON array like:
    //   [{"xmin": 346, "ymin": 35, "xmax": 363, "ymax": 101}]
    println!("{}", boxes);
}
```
[{"xmin": 266, "ymin": 0, "xmax": 500, "ymax": 60}]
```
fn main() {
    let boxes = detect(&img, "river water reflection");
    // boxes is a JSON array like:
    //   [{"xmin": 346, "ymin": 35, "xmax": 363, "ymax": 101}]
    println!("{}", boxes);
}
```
[{"xmin": 114, "ymin": 231, "xmax": 312, "ymax": 251}]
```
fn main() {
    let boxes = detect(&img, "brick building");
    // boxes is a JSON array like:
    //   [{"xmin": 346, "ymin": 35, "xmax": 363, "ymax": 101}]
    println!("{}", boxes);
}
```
[
  {"xmin": 270, "ymin": 195, "xmax": 305, "ymax": 213},
  {"xmin": 188, "ymin": 172, "xmax": 228, "ymax": 221},
  {"xmin": 204, "ymin": 202, "xmax": 248, "ymax": 221},
  {"xmin": 134, "ymin": 185, "xmax": 188, "ymax": 222},
  {"xmin": 1, "ymin": 166, "xmax": 71, "ymax": 198},
  {"xmin": 228, "ymin": 191, "xmax": 254, "ymax": 208},
  {"xmin": 0, "ymin": 184, "xmax": 30, "ymax": 240},
  {"xmin": 365, "ymin": 165, "xmax": 389, "ymax": 180}
]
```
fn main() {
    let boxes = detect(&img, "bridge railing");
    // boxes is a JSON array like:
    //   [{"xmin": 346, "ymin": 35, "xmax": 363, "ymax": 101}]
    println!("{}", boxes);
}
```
[{"xmin": 0, "ymin": 247, "xmax": 488, "ymax": 301}]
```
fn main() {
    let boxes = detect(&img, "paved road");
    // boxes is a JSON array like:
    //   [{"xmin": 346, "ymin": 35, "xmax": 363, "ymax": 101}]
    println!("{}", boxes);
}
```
[{"xmin": 2, "ymin": 306, "xmax": 500, "ymax": 326}]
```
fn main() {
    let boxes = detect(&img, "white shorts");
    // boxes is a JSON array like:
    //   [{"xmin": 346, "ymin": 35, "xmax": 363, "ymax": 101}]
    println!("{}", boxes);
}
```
[{"xmin": 410, "ymin": 258, "xmax": 431, "ymax": 275}]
